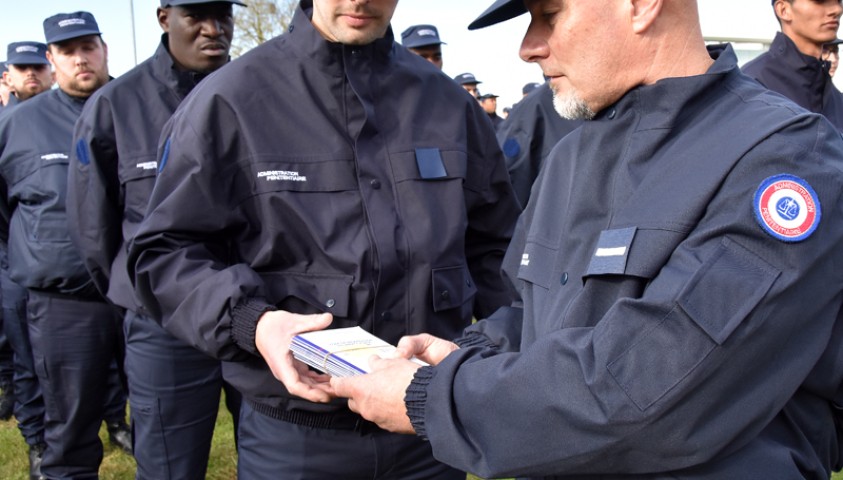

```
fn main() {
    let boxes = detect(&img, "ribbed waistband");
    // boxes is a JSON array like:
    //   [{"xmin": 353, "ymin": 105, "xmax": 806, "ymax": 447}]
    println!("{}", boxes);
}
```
[{"xmin": 248, "ymin": 400, "xmax": 380, "ymax": 432}]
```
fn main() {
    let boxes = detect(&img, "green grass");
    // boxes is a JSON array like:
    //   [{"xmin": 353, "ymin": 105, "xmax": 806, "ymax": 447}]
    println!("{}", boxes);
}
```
[
  {"xmin": 0, "ymin": 396, "xmax": 840, "ymax": 480},
  {"xmin": 0, "ymin": 395, "xmax": 238, "ymax": 480}
]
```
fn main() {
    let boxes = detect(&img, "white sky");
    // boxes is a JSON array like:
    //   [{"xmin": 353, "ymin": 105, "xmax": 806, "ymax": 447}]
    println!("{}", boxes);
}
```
[{"xmin": 1, "ymin": 1, "xmax": 782, "ymax": 110}]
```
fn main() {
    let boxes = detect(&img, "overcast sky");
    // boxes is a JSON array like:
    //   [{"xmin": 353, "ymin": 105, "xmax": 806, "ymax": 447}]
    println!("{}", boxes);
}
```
[{"xmin": 1, "ymin": 1, "xmax": 783, "ymax": 110}]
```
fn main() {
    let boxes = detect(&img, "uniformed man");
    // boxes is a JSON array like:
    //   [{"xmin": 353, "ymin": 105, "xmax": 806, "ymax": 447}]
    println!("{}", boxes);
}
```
[
  {"xmin": 2, "ymin": 43, "xmax": 53, "ymax": 106},
  {"xmin": 68, "ymin": 1, "xmax": 245, "ymax": 478},
  {"xmin": 0, "ymin": 44, "xmax": 54, "ymax": 426},
  {"xmin": 498, "ymin": 82, "xmax": 581, "ymax": 207},
  {"xmin": 400, "ymin": 24, "xmax": 445, "ymax": 69},
  {"xmin": 0, "ymin": 12, "xmax": 125, "ymax": 479},
  {"xmin": 454, "ymin": 72, "xmax": 482, "ymax": 98},
  {"xmin": 0, "ymin": 41, "xmax": 54, "ymax": 480},
  {"xmin": 743, "ymin": 0, "xmax": 843, "ymax": 130},
  {"xmin": 127, "ymin": 0, "xmax": 521, "ymax": 477},
  {"xmin": 332, "ymin": 1, "xmax": 843, "ymax": 479},
  {"xmin": 0, "ymin": 62, "xmax": 13, "ymax": 109},
  {"xmin": 823, "ymin": 37, "xmax": 842, "ymax": 76},
  {"xmin": 478, "ymin": 92, "xmax": 504, "ymax": 129}
]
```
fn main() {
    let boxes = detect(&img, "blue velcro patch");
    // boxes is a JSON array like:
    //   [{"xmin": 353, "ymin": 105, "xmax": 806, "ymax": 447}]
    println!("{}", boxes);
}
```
[
  {"xmin": 158, "ymin": 138, "xmax": 171, "ymax": 173},
  {"xmin": 415, "ymin": 148, "xmax": 447, "ymax": 179},
  {"xmin": 502, "ymin": 138, "xmax": 521, "ymax": 159},
  {"xmin": 75, "ymin": 139, "xmax": 90, "ymax": 166},
  {"xmin": 586, "ymin": 227, "xmax": 637, "ymax": 275}
]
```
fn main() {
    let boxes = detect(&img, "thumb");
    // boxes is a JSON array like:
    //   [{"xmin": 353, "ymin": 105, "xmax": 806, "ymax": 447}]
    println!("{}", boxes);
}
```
[
  {"xmin": 301, "ymin": 312, "xmax": 333, "ymax": 331},
  {"xmin": 330, "ymin": 376, "xmax": 351, "ymax": 398}
]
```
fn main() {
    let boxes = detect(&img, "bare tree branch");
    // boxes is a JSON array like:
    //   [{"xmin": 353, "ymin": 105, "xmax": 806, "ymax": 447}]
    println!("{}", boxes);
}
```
[{"xmin": 232, "ymin": 0, "xmax": 298, "ymax": 58}]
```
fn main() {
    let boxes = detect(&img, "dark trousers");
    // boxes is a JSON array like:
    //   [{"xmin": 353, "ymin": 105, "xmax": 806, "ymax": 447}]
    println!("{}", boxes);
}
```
[
  {"xmin": 0, "ymin": 244, "xmax": 19, "ymax": 385},
  {"xmin": 1, "ymin": 268, "xmax": 44, "ymax": 446},
  {"xmin": 0, "ymin": 310, "xmax": 13, "ymax": 384},
  {"xmin": 237, "ymin": 402, "xmax": 465, "ymax": 480},
  {"xmin": 124, "ymin": 311, "xmax": 240, "ymax": 480},
  {"xmin": 27, "ymin": 290, "xmax": 123, "ymax": 479},
  {"xmin": 103, "ymin": 359, "xmax": 128, "ymax": 425}
]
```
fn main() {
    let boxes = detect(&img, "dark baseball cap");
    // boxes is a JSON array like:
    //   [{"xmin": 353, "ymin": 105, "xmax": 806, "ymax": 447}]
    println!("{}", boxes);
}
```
[
  {"xmin": 401, "ymin": 25, "xmax": 445, "ymax": 48},
  {"xmin": 469, "ymin": 0, "xmax": 527, "ymax": 30},
  {"xmin": 454, "ymin": 72, "xmax": 482, "ymax": 85},
  {"xmin": 160, "ymin": 0, "xmax": 246, "ymax": 6},
  {"xmin": 478, "ymin": 93, "xmax": 499, "ymax": 100},
  {"xmin": 43, "ymin": 11, "xmax": 102, "ymax": 44},
  {"xmin": 522, "ymin": 82, "xmax": 540, "ymax": 95},
  {"xmin": 6, "ymin": 42, "xmax": 49, "ymax": 66}
]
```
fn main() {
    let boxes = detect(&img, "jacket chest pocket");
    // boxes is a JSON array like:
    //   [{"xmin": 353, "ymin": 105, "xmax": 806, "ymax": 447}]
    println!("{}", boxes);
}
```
[
  {"xmin": 16, "ymin": 157, "xmax": 71, "ymax": 243},
  {"xmin": 516, "ymin": 242, "xmax": 558, "ymax": 320},
  {"xmin": 119, "ymin": 157, "xmax": 158, "ymax": 224},
  {"xmin": 260, "ymin": 271, "xmax": 352, "ymax": 319}
]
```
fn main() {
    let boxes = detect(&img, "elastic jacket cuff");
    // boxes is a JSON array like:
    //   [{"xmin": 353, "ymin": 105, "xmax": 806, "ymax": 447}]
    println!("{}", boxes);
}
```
[
  {"xmin": 405, "ymin": 365, "xmax": 435, "ymax": 438},
  {"xmin": 231, "ymin": 298, "xmax": 277, "ymax": 355}
]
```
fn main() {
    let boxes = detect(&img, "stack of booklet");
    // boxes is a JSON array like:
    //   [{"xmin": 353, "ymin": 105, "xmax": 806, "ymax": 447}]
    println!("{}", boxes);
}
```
[{"xmin": 291, "ymin": 326, "xmax": 426, "ymax": 377}]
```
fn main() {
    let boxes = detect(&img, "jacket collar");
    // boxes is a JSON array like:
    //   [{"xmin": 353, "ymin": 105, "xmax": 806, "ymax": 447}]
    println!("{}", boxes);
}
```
[
  {"xmin": 288, "ymin": 0, "xmax": 395, "ymax": 76},
  {"xmin": 155, "ymin": 34, "xmax": 211, "ymax": 99},
  {"xmin": 602, "ymin": 44, "xmax": 742, "ymax": 130}
]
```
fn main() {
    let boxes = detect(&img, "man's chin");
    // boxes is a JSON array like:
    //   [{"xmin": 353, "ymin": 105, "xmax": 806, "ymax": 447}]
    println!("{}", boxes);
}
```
[
  {"xmin": 551, "ymin": 89, "xmax": 596, "ymax": 121},
  {"xmin": 68, "ymin": 78, "xmax": 106, "ymax": 96}
]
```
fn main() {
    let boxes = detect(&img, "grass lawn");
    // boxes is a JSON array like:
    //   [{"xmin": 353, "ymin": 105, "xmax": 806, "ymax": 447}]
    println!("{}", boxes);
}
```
[{"xmin": 0, "ymin": 396, "xmax": 840, "ymax": 480}]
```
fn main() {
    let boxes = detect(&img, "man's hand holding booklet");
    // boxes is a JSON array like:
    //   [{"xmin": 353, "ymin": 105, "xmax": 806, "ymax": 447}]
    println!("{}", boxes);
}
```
[{"xmin": 291, "ymin": 326, "xmax": 428, "ymax": 377}]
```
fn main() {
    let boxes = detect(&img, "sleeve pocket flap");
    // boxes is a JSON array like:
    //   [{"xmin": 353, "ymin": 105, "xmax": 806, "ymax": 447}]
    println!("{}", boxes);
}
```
[{"xmin": 679, "ymin": 237, "xmax": 780, "ymax": 345}]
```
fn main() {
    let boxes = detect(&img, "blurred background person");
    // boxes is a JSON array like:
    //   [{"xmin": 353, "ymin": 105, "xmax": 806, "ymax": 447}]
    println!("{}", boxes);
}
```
[{"xmin": 400, "ymin": 24, "xmax": 445, "ymax": 70}]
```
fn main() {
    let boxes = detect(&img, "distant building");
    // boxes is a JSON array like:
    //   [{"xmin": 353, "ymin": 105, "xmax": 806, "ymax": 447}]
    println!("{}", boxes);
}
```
[{"xmin": 705, "ymin": 36, "xmax": 772, "ymax": 66}]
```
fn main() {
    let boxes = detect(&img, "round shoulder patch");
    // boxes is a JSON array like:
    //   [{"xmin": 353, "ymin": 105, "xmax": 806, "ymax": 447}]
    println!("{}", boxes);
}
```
[
  {"xmin": 753, "ymin": 174, "xmax": 821, "ymax": 243},
  {"xmin": 502, "ymin": 138, "xmax": 521, "ymax": 159}
]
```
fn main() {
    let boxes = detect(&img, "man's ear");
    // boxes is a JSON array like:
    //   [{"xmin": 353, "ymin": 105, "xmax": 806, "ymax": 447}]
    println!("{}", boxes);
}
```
[
  {"xmin": 630, "ymin": 0, "xmax": 663, "ymax": 34},
  {"xmin": 158, "ymin": 7, "xmax": 171, "ymax": 32},
  {"xmin": 45, "ymin": 48, "xmax": 57, "ymax": 71},
  {"xmin": 775, "ymin": 0, "xmax": 793, "ymax": 24}
]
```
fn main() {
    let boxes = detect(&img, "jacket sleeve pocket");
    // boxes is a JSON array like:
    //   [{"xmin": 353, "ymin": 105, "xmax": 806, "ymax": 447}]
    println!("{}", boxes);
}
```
[{"xmin": 607, "ymin": 237, "xmax": 780, "ymax": 411}]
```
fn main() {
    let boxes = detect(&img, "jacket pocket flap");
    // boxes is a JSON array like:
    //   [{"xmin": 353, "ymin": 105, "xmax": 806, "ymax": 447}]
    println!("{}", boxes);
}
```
[
  {"xmin": 678, "ymin": 237, "xmax": 779, "ymax": 345},
  {"xmin": 261, "ymin": 271, "xmax": 353, "ymax": 318},
  {"xmin": 431, "ymin": 264, "xmax": 477, "ymax": 312},
  {"xmin": 516, "ymin": 242, "xmax": 556, "ymax": 289}
]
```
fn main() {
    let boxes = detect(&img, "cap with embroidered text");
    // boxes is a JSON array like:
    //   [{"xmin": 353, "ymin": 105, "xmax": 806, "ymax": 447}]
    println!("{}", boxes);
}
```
[
  {"xmin": 469, "ymin": 0, "xmax": 527, "ymax": 30},
  {"xmin": 454, "ymin": 72, "xmax": 482, "ymax": 85},
  {"xmin": 7, "ymin": 42, "xmax": 49, "ymax": 66},
  {"xmin": 401, "ymin": 25, "xmax": 445, "ymax": 48},
  {"xmin": 160, "ymin": 0, "xmax": 246, "ymax": 7},
  {"xmin": 43, "ymin": 11, "xmax": 102, "ymax": 44}
]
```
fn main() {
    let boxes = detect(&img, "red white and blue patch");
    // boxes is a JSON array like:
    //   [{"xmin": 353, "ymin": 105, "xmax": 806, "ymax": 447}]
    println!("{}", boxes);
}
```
[{"xmin": 753, "ymin": 174, "xmax": 821, "ymax": 243}]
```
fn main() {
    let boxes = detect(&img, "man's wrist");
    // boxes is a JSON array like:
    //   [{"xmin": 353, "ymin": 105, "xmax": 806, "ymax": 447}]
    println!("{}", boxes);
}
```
[{"xmin": 231, "ymin": 298, "xmax": 277, "ymax": 355}]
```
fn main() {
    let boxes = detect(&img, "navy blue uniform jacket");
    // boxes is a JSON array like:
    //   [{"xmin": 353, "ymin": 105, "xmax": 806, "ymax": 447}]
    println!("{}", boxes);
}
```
[
  {"xmin": 0, "ymin": 88, "xmax": 98, "ymax": 297},
  {"xmin": 497, "ymin": 82, "xmax": 581, "ymax": 208},
  {"xmin": 129, "ymin": 0, "xmax": 520, "ymax": 419},
  {"xmin": 69, "ymin": 37, "xmax": 207, "ymax": 312},
  {"xmin": 743, "ymin": 31, "xmax": 843, "ymax": 131},
  {"xmin": 407, "ymin": 45, "xmax": 843, "ymax": 479}
]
